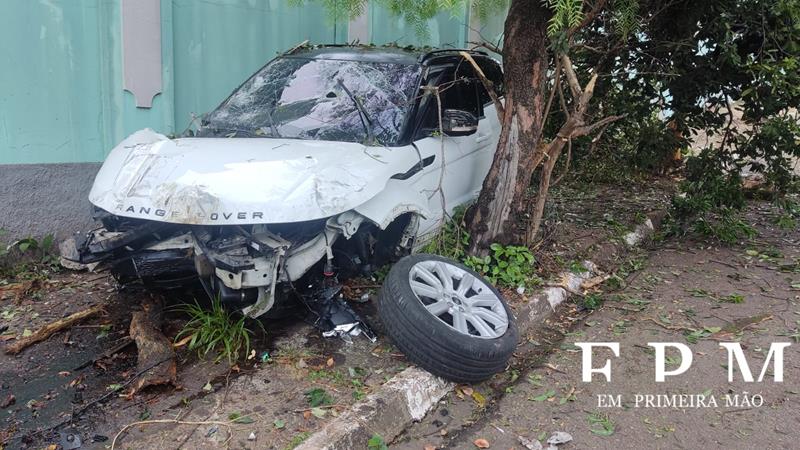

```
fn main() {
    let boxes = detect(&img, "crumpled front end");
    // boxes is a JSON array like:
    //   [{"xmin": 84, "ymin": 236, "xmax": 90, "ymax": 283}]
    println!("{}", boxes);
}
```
[{"xmin": 60, "ymin": 210, "xmax": 372, "ymax": 324}]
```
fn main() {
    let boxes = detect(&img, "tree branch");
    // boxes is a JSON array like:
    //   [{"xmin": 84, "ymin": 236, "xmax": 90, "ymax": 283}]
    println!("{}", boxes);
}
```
[
  {"xmin": 560, "ymin": 54, "xmax": 582, "ymax": 100},
  {"xmin": 459, "ymin": 51, "xmax": 505, "ymax": 120},
  {"xmin": 571, "ymin": 114, "xmax": 626, "ymax": 137},
  {"xmin": 551, "ymin": 138, "xmax": 573, "ymax": 187},
  {"xmin": 467, "ymin": 40, "xmax": 503, "ymax": 55}
]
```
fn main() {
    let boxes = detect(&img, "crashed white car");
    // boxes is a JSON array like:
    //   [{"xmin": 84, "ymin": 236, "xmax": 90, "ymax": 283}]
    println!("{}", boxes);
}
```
[{"xmin": 63, "ymin": 45, "xmax": 517, "ymax": 382}]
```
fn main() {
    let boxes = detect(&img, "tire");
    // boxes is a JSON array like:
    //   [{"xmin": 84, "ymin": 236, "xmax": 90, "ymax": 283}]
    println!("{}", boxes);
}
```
[{"xmin": 378, "ymin": 253, "xmax": 518, "ymax": 383}]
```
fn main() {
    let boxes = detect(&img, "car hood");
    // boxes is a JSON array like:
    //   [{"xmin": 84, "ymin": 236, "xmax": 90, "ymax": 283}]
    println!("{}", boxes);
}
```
[{"xmin": 89, "ymin": 129, "xmax": 412, "ymax": 225}]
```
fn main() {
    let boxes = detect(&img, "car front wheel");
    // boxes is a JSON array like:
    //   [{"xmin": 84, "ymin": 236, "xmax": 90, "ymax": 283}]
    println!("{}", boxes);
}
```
[{"xmin": 378, "ymin": 254, "xmax": 518, "ymax": 383}]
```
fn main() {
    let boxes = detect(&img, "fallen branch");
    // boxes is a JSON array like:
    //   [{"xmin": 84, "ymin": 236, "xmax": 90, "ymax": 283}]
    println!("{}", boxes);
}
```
[
  {"xmin": 581, "ymin": 274, "xmax": 611, "ymax": 291},
  {"xmin": 459, "ymin": 51, "xmax": 505, "ymax": 120},
  {"xmin": 0, "ymin": 279, "xmax": 41, "ymax": 302},
  {"xmin": 5, "ymin": 305, "xmax": 104, "ymax": 354},
  {"xmin": 292, "ymin": 404, "xmax": 346, "ymax": 413}
]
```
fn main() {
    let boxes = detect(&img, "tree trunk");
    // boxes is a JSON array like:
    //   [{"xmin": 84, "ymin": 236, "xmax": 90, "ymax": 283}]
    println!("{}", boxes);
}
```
[{"xmin": 466, "ymin": 0, "xmax": 550, "ymax": 253}]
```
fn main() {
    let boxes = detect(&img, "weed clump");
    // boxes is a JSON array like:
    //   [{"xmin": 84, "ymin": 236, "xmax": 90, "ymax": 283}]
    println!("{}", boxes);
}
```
[
  {"xmin": 175, "ymin": 296, "xmax": 258, "ymax": 364},
  {"xmin": 0, "ymin": 233, "xmax": 61, "ymax": 280},
  {"xmin": 422, "ymin": 207, "xmax": 540, "ymax": 288}
]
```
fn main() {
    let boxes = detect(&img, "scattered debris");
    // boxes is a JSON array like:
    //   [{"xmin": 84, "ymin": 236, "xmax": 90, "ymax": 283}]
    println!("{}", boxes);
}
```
[
  {"xmin": 129, "ymin": 297, "xmax": 176, "ymax": 392},
  {"xmin": 547, "ymin": 431, "xmax": 573, "ymax": 445},
  {"xmin": 303, "ymin": 286, "xmax": 376, "ymax": 343},
  {"xmin": 73, "ymin": 337, "xmax": 134, "ymax": 371},
  {"xmin": 473, "ymin": 438, "xmax": 491, "ymax": 448},
  {"xmin": 59, "ymin": 430, "xmax": 82, "ymax": 450},
  {"xmin": 518, "ymin": 435, "xmax": 543, "ymax": 450},
  {"xmin": 0, "ymin": 279, "xmax": 41, "ymax": 302},
  {"xmin": 5, "ymin": 304, "xmax": 104, "ymax": 354},
  {"xmin": 172, "ymin": 334, "xmax": 193, "ymax": 348},
  {"xmin": 0, "ymin": 393, "xmax": 15, "ymax": 408}
]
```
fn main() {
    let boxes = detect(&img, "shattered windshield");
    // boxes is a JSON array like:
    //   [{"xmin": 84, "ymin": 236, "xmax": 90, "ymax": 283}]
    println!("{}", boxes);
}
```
[{"xmin": 201, "ymin": 57, "xmax": 421, "ymax": 145}]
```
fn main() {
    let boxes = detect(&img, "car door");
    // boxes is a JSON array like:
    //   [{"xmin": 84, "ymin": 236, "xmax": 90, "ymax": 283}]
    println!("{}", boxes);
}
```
[{"xmin": 410, "ymin": 57, "xmax": 503, "ymax": 240}]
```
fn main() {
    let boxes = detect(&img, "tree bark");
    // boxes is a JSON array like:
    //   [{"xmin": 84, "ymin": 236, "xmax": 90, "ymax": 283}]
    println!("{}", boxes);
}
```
[
  {"xmin": 130, "ymin": 296, "xmax": 177, "ymax": 392},
  {"xmin": 466, "ymin": 0, "xmax": 551, "ymax": 253}
]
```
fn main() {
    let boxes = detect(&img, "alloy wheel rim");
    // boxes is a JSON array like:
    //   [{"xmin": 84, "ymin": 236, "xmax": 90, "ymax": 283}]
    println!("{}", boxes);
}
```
[{"xmin": 408, "ymin": 260, "xmax": 509, "ymax": 339}]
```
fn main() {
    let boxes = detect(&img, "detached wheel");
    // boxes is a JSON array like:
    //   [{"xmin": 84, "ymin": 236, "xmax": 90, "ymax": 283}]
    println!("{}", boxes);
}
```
[{"xmin": 378, "ymin": 254, "xmax": 518, "ymax": 383}]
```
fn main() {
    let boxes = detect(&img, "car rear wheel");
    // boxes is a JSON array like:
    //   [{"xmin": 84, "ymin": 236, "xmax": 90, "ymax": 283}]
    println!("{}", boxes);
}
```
[{"xmin": 378, "ymin": 254, "xmax": 518, "ymax": 383}]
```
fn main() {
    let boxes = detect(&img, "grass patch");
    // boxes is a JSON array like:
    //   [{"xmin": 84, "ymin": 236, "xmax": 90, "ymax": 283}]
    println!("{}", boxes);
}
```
[
  {"xmin": 0, "ymin": 233, "xmax": 61, "ymax": 280},
  {"xmin": 284, "ymin": 432, "xmax": 311, "ymax": 450},
  {"xmin": 174, "ymin": 296, "xmax": 258, "ymax": 364}
]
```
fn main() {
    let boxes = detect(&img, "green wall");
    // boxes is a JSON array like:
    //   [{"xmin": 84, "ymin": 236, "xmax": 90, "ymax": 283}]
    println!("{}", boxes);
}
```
[
  {"xmin": 0, "ymin": 0, "xmax": 500, "ymax": 164},
  {"xmin": 368, "ymin": 5, "xmax": 468, "ymax": 48}
]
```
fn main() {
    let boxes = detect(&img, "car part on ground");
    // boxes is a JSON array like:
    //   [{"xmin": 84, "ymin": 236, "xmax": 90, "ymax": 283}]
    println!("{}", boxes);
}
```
[
  {"xmin": 378, "ymin": 254, "xmax": 518, "ymax": 383},
  {"xmin": 296, "ymin": 283, "xmax": 377, "ymax": 343}
]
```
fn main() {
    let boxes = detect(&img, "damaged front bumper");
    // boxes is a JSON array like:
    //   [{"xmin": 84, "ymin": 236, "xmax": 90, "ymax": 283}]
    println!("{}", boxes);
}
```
[{"xmin": 60, "ymin": 210, "xmax": 374, "ymax": 332}]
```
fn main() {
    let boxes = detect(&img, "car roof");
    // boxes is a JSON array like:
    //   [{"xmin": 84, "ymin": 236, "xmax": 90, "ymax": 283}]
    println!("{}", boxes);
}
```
[{"xmin": 285, "ymin": 45, "xmax": 489, "ymax": 66}]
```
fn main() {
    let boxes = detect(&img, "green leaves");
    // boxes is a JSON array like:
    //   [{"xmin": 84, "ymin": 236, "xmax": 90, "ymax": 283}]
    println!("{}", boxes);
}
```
[
  {"xmin": 685, "ymin": 326, "xmax": 721, "ymax": 344},
  {"xmin": 529, "ymin": 389, "xmax": 556, "ymax": 402},
  {"xmin": 174, "ymin": 296, "xmax": 259, "ymax": 364},
  {"xmin": 465, "ymin": 243, "xmax": 538, "ymax": 288},
  {"xmin": 612, "ymin": 0, "xmax": 640, "ymax": 38},
  {"xmin": 228, "ymin": 412, "xmax": 255, "ymax": 424},
  {"xmin": 367, "ymin": 434, "xmax": 389, "ymax": 450},
  {"xmin": 305, "ymin": 388, "xmax": 334, "ymax": 407},
  {"xmin": 542, "ymin": 0, "xmax": 584, "ymax": 38},
  {"xmin": 588, "ymin": 412, "xmax": 615, "ymax": 436}
]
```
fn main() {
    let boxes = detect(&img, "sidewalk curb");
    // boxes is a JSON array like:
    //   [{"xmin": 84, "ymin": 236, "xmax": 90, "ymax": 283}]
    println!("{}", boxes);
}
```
[
  {"xmin": 297, "ymin": 212, "xmax": 662, "ymax": 450},
  {"xmin": 296, "ymin": 367, "xmax": 452, "ymax": 450}
]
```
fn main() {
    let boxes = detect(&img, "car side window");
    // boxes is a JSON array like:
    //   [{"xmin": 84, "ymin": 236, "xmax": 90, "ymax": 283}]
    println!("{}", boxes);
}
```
[
  {"xmin": 415, "ymin": 62, "xmax": 482, "ymax": 136},
  {"xmin": 475, "ymin": 57, "xmax": 504, "ymax": 106}
]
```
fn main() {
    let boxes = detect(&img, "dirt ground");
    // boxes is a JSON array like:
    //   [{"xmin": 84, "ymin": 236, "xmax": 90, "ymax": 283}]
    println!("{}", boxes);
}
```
[
  {"xmin": 0, "ymin": 178, "xmax": 676, "ymax": 450},
  {"xmin": 0, "ymin": 279, "xmax": 410, "ymax": 450},
  {"xmin": 393, "ymin": 201, "xmax": 800, "ymax": 449}
]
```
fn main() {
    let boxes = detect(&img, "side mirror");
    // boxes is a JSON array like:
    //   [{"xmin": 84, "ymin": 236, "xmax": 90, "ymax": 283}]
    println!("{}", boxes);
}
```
[{"xmin": 441, "ymin": 109, "xmax": 478, "ymax": 136}]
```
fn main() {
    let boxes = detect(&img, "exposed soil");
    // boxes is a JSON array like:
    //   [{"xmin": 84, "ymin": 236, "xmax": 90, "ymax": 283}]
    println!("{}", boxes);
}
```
[
  {"xmin": 0, "ymin": 276, "xmax": 408, "ymax": 449},
  {"xmin": 393, "ymin": 201, "xmax": 800, "ymax": 449}
]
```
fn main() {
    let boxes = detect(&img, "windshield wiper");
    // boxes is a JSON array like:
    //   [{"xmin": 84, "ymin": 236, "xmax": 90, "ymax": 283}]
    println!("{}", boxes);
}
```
[
  {"xmin": 336, "ymin": 78, "xmax": 376, "ymax": 145},
  {"xmin": 263, "ymin": 102, "xmax": 281, "ymax": 138},
  {"xmin": 208, "ymin": 127, "xmax": 260, "ymax": 138}
]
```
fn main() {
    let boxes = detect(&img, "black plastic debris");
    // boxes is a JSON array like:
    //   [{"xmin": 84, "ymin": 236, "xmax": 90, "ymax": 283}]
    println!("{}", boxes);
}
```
[
  {"xmin": 59, "ymin": 430, "xmax": 82, "ymax": 450},
  {"xmin": 301, "ymin": 285, "xmax": 376, "ymax": 343}
]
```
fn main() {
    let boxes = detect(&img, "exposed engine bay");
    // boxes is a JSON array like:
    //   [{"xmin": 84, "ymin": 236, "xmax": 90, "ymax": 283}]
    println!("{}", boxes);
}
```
[{"xmin": 61, "ymin": 208, "xmax": 419, "ymax": 341}]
